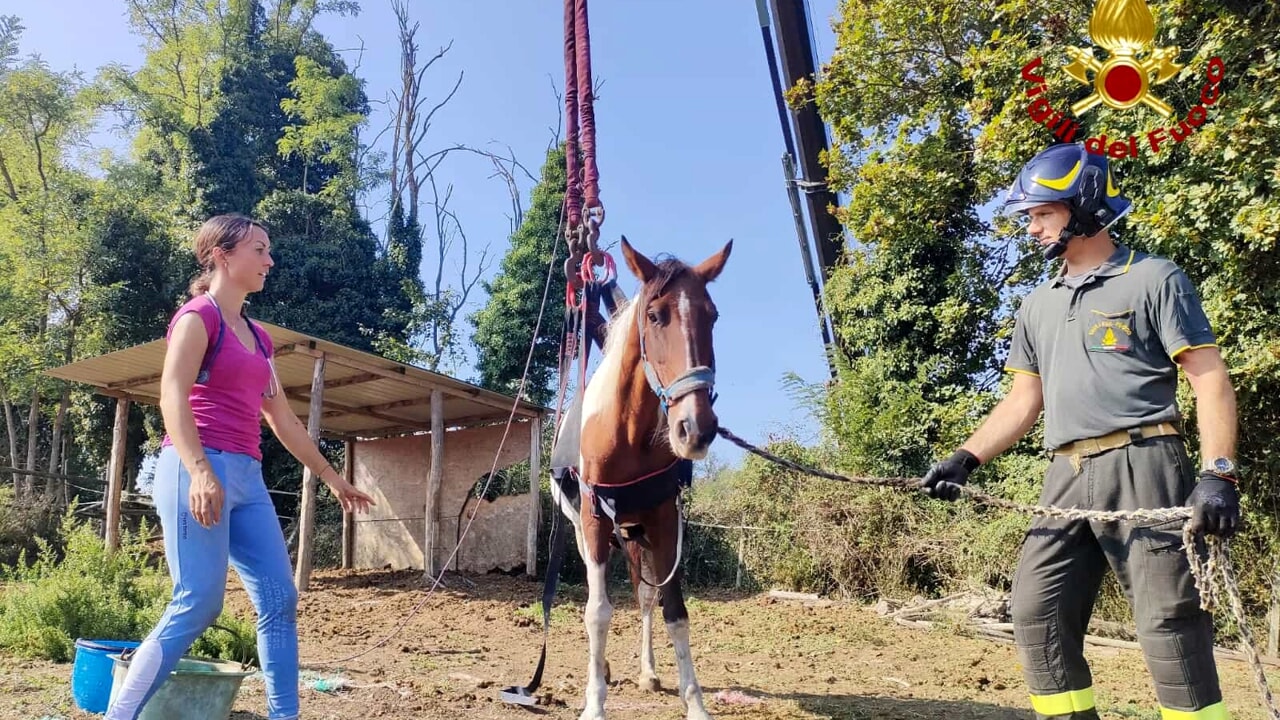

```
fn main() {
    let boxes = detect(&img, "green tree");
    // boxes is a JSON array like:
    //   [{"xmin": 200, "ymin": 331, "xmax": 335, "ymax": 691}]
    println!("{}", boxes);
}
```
[
  {"xmin": 801, "ymin": 1, "xmax": 1016, "ymax": 476},
  {"xmin": 250, "ymin": 189, "xmax": 396, "ymax": 351},
  {"xmin": 0, "ymin": 16, "xmax": 21, "ymax": 71},
  {"xmin": 279, "ymin": 54, "xmax": 364, "ymax": 196},
  {"xmin": 79, "ymin": 1, "xmax": 398, "ymax": 511},
  {"xmin": 0, "ymin": 53, "xmax": 98, "ymax": 500},
  {"xmin": 471, "ymin": 146, "xmax": 568, "ymax": 406}
]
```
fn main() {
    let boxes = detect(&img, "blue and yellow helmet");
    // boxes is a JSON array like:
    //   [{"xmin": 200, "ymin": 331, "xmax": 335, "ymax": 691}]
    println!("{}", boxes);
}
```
[{"xmin": 1001, "ymin": 142, "xmax": 1131, "ymax": 237}]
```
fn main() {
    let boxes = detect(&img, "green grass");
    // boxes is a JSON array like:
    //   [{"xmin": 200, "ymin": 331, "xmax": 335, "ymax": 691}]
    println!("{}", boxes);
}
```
[{"xmin": 512, "ymin": 601, "xmax": 579, "ymax": 626}]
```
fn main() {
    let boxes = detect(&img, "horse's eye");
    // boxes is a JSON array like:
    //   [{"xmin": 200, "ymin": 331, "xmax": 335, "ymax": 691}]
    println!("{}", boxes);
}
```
[{"xmin": 647, "ymin": 310, "xmax": 661, "ymax": 325}]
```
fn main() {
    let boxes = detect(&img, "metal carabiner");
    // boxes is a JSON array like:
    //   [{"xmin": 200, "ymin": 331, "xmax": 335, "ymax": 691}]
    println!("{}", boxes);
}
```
[
  {"xmin": 579, "ymin": 251, "xmax": 616, "ymax": 287},
  {"xmin": 583, "ymin": 205, "xmax": 604, "ymax": 256}
]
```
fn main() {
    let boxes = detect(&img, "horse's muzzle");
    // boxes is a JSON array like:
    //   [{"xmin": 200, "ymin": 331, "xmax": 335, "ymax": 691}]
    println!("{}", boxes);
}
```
[{"xmin": 676, "ymin": 415, "xmax": 718, "ymax": 454}]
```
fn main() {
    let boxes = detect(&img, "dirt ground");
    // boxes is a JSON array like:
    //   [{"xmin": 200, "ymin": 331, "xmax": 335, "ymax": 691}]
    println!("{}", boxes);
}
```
[{"xmin": 2, "ymin": 568, "xmax": 1274, "ymax": 720}]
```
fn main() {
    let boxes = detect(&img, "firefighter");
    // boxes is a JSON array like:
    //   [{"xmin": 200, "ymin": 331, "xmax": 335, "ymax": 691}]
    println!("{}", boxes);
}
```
[{"xmin": 922, "ymin": 142, "xmax": 1240, "ymax": 720}]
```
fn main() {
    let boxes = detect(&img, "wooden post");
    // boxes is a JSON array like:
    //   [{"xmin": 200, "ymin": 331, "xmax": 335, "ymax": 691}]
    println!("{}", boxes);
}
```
[
  {"xmin": 526, "ymin": 415, "xmax": 542, "ymax": 578},
  {"xmin": 341, "ymin": 438, "xmax": 355, "ymax": 570},
  {"xmin": 104, "ymin": 397, "xmax": 131, "ymax": 550},
  {"xmin": 424, "ymin": 390, "xmax": 444, "ymax": 578},
  {"xmin": 1269, "ymin": 562, "xmax": 1280, "ymax": 658},
  {"xmin": 293, "ymin": 353, "xmax": 326, "ymax": 591},
  {"xmin": 735, "ymin": 535, "xmax": 746, "ymax": 589},
  {"xmin": 60, "ymin": 433, "xmax": 70, "ymax": 508}
]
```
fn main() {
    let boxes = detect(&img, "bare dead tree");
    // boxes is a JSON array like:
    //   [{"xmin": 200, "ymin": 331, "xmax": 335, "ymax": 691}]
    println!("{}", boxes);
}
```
[
  {"xmin": 488, "ymin": 147, "xmax": 525, "ymax": 235},
  {"xmin": 380, "ymin": 1, "xmax": 538, "ymax": 370},
  {"xmin": 546, "ymin": 73, "xmax": 564, "ymax": 151},
  {"xmin": 388, "ymin": 1, "xmax": 460, "ymax": 237},
  {"xmin": 426, "ymin": 173, "xmax": 491, "ymax": 367}
]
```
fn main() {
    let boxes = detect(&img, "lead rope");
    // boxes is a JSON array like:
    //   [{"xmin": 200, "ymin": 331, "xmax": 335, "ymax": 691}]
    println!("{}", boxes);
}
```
[{"xmin": 714, "ymin": 426, "xmax": 1280, "ymax": 719}]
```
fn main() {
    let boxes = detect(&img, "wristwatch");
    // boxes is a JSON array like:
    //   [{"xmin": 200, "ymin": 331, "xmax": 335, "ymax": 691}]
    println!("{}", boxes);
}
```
[{"xmin": 1206, "ymin": 457, "xmax": 1237, "ymax": 478}]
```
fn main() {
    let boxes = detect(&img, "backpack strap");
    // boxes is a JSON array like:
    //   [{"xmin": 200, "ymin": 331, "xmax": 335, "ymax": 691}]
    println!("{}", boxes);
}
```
[
  {"xmin": 243, "ymin": 314, "xmax": 281, "ymax": 398},
  {"xmin": 245, "ymin": 316, "xmax": 270, "ymax": 358},
  {"xmin": 194, "ymin": 295, "xmax": 227, "ymax": 385}
]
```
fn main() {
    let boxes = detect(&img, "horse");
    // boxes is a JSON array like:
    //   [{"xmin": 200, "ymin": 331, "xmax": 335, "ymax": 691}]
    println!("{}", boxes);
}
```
[{"xmin": 550, "ymin": 236, "xmax": 731, "ymax": 720}]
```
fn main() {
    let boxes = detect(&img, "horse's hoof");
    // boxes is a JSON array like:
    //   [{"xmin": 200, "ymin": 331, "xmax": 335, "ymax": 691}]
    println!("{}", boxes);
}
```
[
  {"xmin": 578, "ymin": 710, "xmax": 606, "ymax": 720},
  {"xmin": 683, "ymin": 694, "xmax": 713, "ymax": 720},
  {"xmin": 640, "ymin": 674, "xmax": 661, "ymax": 692}
]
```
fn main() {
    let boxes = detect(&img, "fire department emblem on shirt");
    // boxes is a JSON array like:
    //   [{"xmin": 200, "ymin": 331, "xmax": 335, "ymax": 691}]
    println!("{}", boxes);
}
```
[{"xmin": 1089, "ymin": 312, "xmax": 1133, "ymax": 352}]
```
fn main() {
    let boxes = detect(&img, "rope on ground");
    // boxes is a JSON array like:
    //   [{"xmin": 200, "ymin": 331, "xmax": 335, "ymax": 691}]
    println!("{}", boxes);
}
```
[{"xmin": 715, "ymin": 426, "xmax": 1280, "ymax": 720}]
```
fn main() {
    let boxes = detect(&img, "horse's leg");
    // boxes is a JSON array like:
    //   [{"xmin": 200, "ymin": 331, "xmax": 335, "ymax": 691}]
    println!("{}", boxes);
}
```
[
  {"xmin": 571, "ymin": 519, "xmax": 611, "ymax": 685},
  {"xmin": 551, "ymin": 475, "xmax": 609, "ymax": 687},
  {"xmin": 661, "ymin": 578, "xmax": 711, "ymax": 719},
  {"xmin": 626, "ymin": 540, "xmax": 662, "ymax": 692},
  {"xmin": 579, "ymin": 510, "xmax": 614, "ymax": 720},
  {"xmin": 654, "ymin": 503, "xmax": 712, "ymax": 720}
]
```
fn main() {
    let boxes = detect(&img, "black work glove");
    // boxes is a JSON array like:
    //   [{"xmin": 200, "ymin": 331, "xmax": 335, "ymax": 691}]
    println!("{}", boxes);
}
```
[
  {"xmin": 1188, "ymin": 471, "xmax": 1241, "ymax": 538},
  {"xmin": 921, "ymin": 449, "xmax": 981, "ymax": 501}
]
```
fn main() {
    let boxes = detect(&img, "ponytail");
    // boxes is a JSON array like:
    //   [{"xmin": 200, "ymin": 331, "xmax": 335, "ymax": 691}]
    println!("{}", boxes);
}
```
[{"xmin": 188, "ymin": 270, "xmax": 214, "ymax": 298}]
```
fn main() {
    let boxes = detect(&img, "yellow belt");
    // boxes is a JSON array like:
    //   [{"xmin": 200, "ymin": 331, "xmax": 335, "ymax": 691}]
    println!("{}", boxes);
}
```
[{"xmin": 1053, "ymin": 422, "xmax": 1181, "ymax": 474}]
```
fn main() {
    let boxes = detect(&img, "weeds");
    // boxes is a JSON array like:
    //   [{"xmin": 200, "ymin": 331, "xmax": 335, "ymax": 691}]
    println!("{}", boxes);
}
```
[
  {"xmin": 0, "ymin": 487, "xmax": 64, "ymax": 567},
  {"xmin": 681, "ymin": 436, "xmax": 1275, "ymax": 645},
  {"xmin": 0, "ymin": 510, "xmax": 259, "ymax": 666},
  {"xmin": 513, "ymin": 601, "xmax": 579, "ymax": 626}
]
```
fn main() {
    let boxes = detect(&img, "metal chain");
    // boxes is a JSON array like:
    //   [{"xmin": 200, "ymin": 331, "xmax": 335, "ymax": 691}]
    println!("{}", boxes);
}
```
[{"xmin": 715, "ymin": 426, "xmax": 1280, "ymax": 719}]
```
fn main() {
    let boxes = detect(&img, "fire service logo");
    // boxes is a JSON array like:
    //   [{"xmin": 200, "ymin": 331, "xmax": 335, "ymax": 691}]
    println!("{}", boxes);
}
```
[{"xmin": 1019, "ymin": 0, "xmax": 1225, "ymax": 158}]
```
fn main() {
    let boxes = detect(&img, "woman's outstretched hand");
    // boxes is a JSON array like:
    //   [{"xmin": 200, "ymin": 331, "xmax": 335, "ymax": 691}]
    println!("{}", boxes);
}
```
[{"xmin": 321, "ymin": 469, "xmax": 375, "ymax": 514}]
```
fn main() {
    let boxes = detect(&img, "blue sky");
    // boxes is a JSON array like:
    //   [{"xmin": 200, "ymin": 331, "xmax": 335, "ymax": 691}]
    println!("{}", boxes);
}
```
[{"xmin": 11, "ymin": 0, "xmax": 844, "ymax": 467}]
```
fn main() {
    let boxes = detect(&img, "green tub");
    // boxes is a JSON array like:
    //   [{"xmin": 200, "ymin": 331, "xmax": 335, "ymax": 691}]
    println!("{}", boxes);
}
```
[{"xmin": 107, "ymin": 654, "xmax": 255, "ymax": 720}]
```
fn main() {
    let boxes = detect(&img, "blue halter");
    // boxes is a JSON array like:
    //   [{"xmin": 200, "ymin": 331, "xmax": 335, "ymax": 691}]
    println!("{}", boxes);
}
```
[{"xmin": 636, "ymin": 302, "xmax": 716, "ymax": 414}]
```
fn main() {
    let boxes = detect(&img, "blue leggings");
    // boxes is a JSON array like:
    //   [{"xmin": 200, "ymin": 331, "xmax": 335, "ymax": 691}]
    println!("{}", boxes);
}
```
[{"xmin": 106, "ymin": 446, "xmax": 299, "ymax": 720}]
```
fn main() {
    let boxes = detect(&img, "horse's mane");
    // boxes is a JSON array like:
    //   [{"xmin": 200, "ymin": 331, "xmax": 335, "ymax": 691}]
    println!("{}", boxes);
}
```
[
  {"xmin": 600, "ymin": 256, "xmax": 690, "ymax": 361},
  {"xmin": 600, "ymin": 294, "xmax": 637, "ymax": 361}
]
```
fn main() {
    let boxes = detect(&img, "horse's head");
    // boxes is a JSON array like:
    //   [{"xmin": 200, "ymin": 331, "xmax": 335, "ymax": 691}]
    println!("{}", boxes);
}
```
[{"xmin": 619, "ymin": 236, "xmax": 732, "ymax": 460}]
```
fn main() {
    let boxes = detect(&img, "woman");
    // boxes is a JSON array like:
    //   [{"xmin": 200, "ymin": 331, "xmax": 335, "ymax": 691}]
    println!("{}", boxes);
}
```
[{"xmin": 106, "ymin": 214, "xmax": 375, "ymax": 720}]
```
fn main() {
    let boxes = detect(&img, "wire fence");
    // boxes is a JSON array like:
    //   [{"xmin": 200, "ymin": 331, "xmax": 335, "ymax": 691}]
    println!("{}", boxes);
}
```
[
  {"xmin": 0, "ymin": 465, "xmax": 985, "ymax": 595},
  {"xmin": 0, "ymin": 469, "xmax": 318, "ymax": 564}
]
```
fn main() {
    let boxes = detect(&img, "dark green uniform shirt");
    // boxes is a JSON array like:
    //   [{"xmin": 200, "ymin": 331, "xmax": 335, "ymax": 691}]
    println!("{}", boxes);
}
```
[{"xmin": 1005, "ymin": 244, "xmax": 1217, "ymax": 450}]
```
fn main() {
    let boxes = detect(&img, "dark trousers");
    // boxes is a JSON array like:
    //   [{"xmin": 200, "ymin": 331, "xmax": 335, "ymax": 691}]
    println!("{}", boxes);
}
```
[{"xmin": 1010, "ymin": 437, "xmax": 1226, "ymax": 719}]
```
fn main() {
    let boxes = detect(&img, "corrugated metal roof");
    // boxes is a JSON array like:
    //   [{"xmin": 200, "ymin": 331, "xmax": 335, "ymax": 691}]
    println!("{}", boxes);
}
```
[{"xmin": 45, "ymin": 320, "xmax": 545, "ymax": 438}]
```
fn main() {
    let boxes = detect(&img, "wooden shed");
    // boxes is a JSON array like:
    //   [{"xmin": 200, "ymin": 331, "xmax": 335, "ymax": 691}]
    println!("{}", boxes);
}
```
[{"xmin": 45, "ymin": 321, "xmax": 546, "ymax": 590}]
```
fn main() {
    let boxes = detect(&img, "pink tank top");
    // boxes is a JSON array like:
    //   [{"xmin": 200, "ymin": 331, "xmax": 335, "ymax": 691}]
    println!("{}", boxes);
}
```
[{"xmin": 160, "ymin": 295, "xmax": 275, "ymax": 460}]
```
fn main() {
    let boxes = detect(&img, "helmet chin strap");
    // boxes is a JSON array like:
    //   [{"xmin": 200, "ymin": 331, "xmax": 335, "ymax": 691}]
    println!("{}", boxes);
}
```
[
  {"xmin": 1042, "ymin": 227, "xmax": 1071, "ymax": 260},
  {"xmin": 1042, "ymin": 213, "xmax": 1092, "ymax": 261}
]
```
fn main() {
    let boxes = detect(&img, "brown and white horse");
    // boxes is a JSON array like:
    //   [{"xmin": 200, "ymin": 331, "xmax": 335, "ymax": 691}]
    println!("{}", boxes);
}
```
[{"xmin": 551, "ymin": 237, "xmax": 731, "ymax": 720}]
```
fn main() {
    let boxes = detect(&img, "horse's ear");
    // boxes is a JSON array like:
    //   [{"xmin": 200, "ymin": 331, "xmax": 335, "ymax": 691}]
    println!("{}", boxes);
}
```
[
  {"xmin": 693, "ymin": 239, "xmax": 733, "ymax": 283},
  {"xmin": 620, "ymin": 235, "xmax": 657, "ymax": 284}
]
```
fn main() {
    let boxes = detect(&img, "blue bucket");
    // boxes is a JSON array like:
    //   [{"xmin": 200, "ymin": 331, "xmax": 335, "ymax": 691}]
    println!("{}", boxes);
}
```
[{"xmin": 72, "ymin": 638, "xmax": 141, "ymax": 713}]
